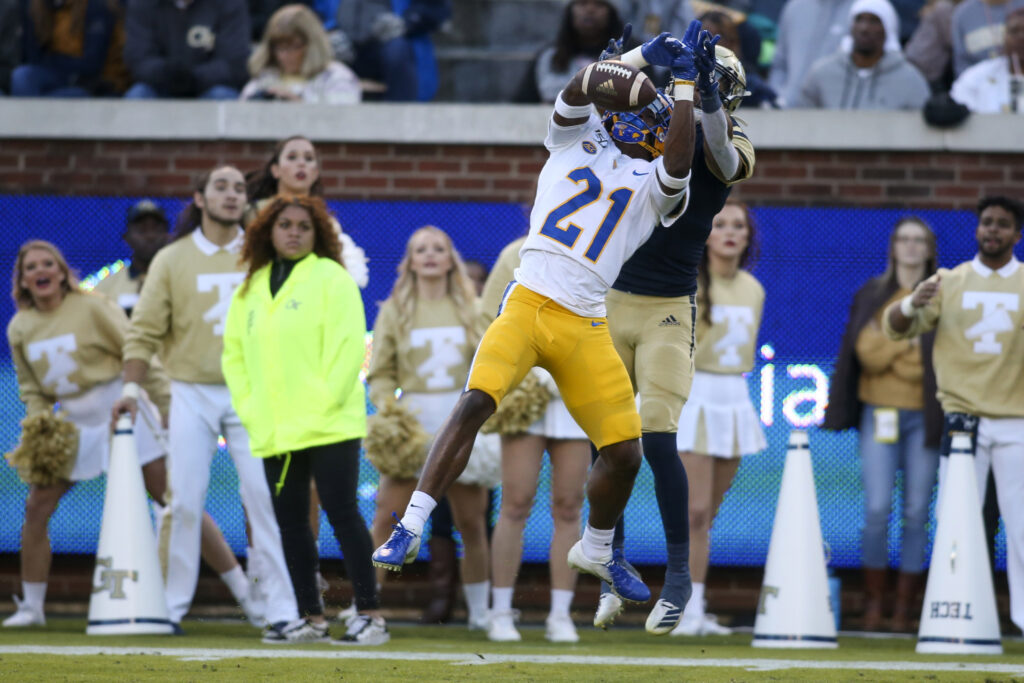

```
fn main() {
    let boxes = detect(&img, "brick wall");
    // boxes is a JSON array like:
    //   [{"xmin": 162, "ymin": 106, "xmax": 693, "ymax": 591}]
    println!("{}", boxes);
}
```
[{"xmin": 2, "ymin": 140, "xmax": 1022, "ymax": 209}]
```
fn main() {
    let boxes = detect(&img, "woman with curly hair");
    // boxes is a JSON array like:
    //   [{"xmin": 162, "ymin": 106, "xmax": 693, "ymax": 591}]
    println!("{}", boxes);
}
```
[
  {"xmin": 672, "ymin": 202, "xmax": 767, "ymax": 637},
  {"xmin": 4, "ymin": 240, "xmax": 179, "ymax": 627},
  {"xmin": 366, "ymin": 225, "xmax": 497, "ymax": 631},
  {"xmin": 245, "ymin": 135, "xmax": 368, "ymax": 289},
  {"xmin": 223, "ymin": 195, "xmax": 386, "ymax": 645}
]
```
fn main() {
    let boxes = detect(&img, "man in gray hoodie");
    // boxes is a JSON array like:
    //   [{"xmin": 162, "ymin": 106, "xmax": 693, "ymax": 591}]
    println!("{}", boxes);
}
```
[
  {"xmin": 794, "ymin": 0, "xmax": 930, "ymax": 109},
  {"xmin": 770, "ymin": 0, "xmax": 857, "ymax": 107}
]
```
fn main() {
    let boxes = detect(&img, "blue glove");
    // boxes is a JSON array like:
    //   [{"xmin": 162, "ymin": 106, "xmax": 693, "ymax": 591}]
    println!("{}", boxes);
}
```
[
  {"xmin": 670, "ymin": 20, "xmax": 701, "ymax": 80},
  {"xmin": 600, "ymin": 23, "xmax": 632, "ymax": 61},
  {"xmin": 640, "ymin": 32, "xmax": 679, "ymax": 67},
  {"xmin": 695, "ymin": 30, "xmax": 722, "ymax": 111}
]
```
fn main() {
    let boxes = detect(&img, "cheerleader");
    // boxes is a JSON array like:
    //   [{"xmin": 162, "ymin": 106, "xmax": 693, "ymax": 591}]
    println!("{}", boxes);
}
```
[
  {"xmin": 672, "ymin": 202, "xmax": 767, "ymax": 636},
  {"xmin": 478, "ymin": 236, "xmax": 591, "ymax": 644},
  {"xmin": 366, "ymin": 226, "xmax": 498, "ymax": 631},
  {"xmin": 3, "ymin": 241, "xmax": 170, "ymax": 626}
]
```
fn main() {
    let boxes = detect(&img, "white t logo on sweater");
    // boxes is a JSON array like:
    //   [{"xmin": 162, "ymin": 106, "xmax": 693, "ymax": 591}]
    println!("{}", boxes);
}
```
[
  {"xmin": 411, "ymin": 326, "xmax": 466, "ymax": 389},
  {"xmin": 963, "ymin": 291, "xmax": 1018, "ymax": 353},
  {"xmin": 197, "ymin": 273, "xmax": 245, "ymax": 336},
  {"xmin": 27, "ymin": 333, "xmax": 79, "ymax": 395},
  {"xmin": 711, "ymin": 305, "xmax": 753, "ymax": 366}
]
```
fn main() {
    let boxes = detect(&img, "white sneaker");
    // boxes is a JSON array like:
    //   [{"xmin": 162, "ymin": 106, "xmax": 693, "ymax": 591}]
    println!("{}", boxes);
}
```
[
  {"xmin": 335, "ymin": 614, "xmax": 390, "ymax": 645},
  {"xmin": 238, "ymin": 593, "xmax": 266, "ymax": 628},
  {"xmin": 700, "ymin": 614, "xmax": 733, "ymax": 635},
  {"xmin": 669, "ymin": 611, "xmax": 702, "ymax": 636},
  {"xmin": 2, "ymin": 596, "xmax": 45, "ymax": 628},
  {"xmin": 262, "ymin": 619, "xmax": 330, "ymax": 644},
  {"xmin": 335, "ymin": 603, "xmax": 358, "ymax": 628},
  {"xmin": 645, "ymin": 598, "xmax": 683, "ymax": 635},
  {"xmin": 487, "ymin": 610, "xmax": 521, "ymax": 642},
  {"xmin": 593, "ymin": 592, "xmax": 624, "ymax": 629},
  {"xmin": 545, "ymin": 613, "xmax": 579, "ymax": 643},
  {"xmin": 467, "ymin": 610, "xmax": 490, "ymax": 631}
]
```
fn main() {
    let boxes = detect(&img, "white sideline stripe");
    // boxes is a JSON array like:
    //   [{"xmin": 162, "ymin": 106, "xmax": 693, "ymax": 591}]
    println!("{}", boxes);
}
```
[{"xmin": 0, "ymin": 646, "xmax": 1022, "ymax": 673}]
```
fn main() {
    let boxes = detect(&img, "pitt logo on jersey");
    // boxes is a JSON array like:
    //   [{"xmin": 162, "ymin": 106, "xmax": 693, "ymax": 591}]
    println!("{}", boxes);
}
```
[
  {"xmin": 711, "ymin": 305, "xmax": 754, "ymax": 366},
  {"xmin": 198, "ymin": 272, "xmax": 246, "ymax": 336},
  {"xmin": 962, "ymin": 291, "xmax": 1019, "ymax": 354},
  {"xmin": 27, "ymin": 333, "xmax": 80, "ymax": 395},
  {"xmin": 582, "ymin": 141, "xmax": 597, "ymax": 154},
  {"xmin": 411, "ymin": 326, "xmax": 466, "ymax": 390}
]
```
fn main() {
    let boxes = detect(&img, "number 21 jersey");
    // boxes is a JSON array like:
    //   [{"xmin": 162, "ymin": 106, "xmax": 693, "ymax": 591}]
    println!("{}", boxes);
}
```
[{"xmin": 516, "ymin": 112, "xmax": 689, "ymax": 318}]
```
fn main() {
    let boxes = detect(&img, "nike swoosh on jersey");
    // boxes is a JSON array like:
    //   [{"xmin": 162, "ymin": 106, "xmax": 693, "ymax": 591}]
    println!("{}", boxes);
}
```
[
  {"xmin": 592, "ymin": 321, "xmax": 606, "ymax": 326},
  {"xmin": 632, "ymin": 170, "xmax": 649, "ymax": 176}
]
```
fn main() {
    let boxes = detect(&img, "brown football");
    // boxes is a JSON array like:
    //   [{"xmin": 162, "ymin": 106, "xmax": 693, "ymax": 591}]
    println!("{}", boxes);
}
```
[{"xmin": 581, "ymin": 60, "xmax": 657, "ymax": 113}]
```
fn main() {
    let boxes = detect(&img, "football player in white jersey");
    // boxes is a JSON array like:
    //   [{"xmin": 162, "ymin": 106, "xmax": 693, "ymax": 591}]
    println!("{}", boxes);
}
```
[{"xmin": 373, "ymin": 21, "xmax": 704, "ymax": 608}]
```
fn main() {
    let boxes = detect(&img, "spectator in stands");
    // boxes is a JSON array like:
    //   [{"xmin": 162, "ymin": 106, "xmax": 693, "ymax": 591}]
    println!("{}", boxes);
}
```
[
  {"xmin": 365, "ymin": 226, "xmax": 497, "ymax": 633},
  {"xmin": 952, "ymin": 0, "xmax": 1024, "ymax": 76},
  {"xmin": 11, "ymin": 0, "xmax": 126, "ymax": 97},
  {"xmin": 0, "ymin": 0, "xmax": 20, "ymax": 94},
  {"xmin": 794, "ymin": 0, "xmax": 930, "ymax": 109},
  {"xmin": 333, "ymin": 0, "xmax": 451, "ymax": 102},
  {"xmin": 93, "ymin": 200, "xmax": 169, "ymax": 315},
  {"xmin": 514, "ymin": 0, "xmax": 636, "ymax": 103},
  {"xmin": 823, "ymin": 217, "xmax": 941, "ymax": 632},
  {"xmin": 906, "ymin": 0, "xmax": 962, "ymax": 91},
  {"xmin": 241, "ymin": 4, "xmax": 360, "ymax": 104},
  {"xmin": 123, "ymin": 0, "xmax": 250, "ymax": 100},
  {"xmin": 770, "ymin": 0, "xmax": 857, "ymax": 107},
  {"xmin": 951, "ymin": 6, "xmax": 1024, "ymax": 111},
  {"xmin": 699, "ymin": 10, "xmax": 778, "ymax": 107}
]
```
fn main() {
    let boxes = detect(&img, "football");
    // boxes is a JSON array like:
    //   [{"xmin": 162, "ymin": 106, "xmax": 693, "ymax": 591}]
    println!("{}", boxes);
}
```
[{"xmin": 581, "ymin": 60, "xmax": 657, "ymax": 113}]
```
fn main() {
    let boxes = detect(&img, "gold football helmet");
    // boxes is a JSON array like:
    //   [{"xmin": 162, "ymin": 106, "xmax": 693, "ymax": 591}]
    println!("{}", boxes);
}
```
[{"xmin": 713, "ymin": 46, "xmax": 750, "ymax": 113}]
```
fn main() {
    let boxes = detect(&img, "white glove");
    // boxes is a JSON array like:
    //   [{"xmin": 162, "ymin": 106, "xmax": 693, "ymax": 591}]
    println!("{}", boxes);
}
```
[{"xmin": 372, "ymin": 12, "xmax": 407, "ymax": 42}]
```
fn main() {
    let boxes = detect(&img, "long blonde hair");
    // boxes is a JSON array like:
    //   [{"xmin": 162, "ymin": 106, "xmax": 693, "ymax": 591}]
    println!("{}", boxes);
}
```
[
  {"xmin": 248, "ymin": 4, "xmax": 333, "ymax": 79},
  {"xmin": 11, "ymin": 240, "xmax": 79, "ymax": 310},
  {"xmin": 385, "ymin": 226, "xmax": 482, "ymax": 345}
]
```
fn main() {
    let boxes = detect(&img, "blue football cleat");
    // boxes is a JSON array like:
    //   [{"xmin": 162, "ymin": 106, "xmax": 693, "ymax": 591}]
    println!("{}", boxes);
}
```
[
  {"xmin": 568, "ymin": 540, "xmax": 651, "ymax": 603},
  {"xmin": 371, "ymin": 514, "xmax": 420, "ymax": 572}
]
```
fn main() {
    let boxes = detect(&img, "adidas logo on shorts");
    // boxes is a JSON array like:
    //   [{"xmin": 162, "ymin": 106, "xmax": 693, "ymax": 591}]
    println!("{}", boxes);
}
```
[{"xmin": 658, "ymin": 315, "xmax": 681, "ymax": 327}]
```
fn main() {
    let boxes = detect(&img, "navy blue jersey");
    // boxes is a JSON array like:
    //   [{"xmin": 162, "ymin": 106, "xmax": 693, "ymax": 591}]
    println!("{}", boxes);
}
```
[{"xmin": 612, "ymin": 120, "xmax": 754, "ymax": 297}]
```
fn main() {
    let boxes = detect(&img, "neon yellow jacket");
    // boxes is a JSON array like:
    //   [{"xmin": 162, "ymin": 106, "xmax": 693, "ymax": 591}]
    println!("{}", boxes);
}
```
[{"xmin": 222, "ymin": 254, "xmax": 367, "ymax": 458}]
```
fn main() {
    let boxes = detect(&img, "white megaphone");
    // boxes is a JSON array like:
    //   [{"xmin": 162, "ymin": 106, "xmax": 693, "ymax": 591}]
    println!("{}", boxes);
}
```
[
  {"xmin": 752, "ymin": 430, "xmax": 838, "ymax": 649},
  {"xmin": 86, "ymin": 414, "xmax": 173, "ymax": 635},
  {"xmin": 916, "ymin": 432, "xmax": 1001, "ymax": 654}
]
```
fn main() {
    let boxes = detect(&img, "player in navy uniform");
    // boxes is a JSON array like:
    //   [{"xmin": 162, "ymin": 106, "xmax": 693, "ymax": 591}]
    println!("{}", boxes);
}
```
[{"xmin": 595, "ymin": 29, "xmax": 756, "ymax": 634}]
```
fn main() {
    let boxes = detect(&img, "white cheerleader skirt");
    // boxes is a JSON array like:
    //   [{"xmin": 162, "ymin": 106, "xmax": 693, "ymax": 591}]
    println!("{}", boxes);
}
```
[
  {"xmin": 402, "ymin": 390, "xmax": 501, "ymax": 489},
  {"xmin": 675, "ymin": 371, "xmax": 766, "ymax": 458},
  {"xmin": 524, "ymin": 368, "xmax": 587, "ymax": 440},
  {"xmin": 60, "ymin": 379, "xmax": 166, "ymax": 482}
]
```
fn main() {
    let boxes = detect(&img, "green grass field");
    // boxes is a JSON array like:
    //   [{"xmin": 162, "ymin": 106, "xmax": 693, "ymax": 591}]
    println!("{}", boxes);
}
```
[{"xmin": 1, "ymin": 619, "xmax": 1023, "ymax": 681}]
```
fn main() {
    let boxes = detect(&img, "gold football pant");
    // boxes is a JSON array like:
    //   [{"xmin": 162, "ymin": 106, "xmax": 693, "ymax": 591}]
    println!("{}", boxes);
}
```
[{"xmin": 467, "ymin": 283, "xmax": 640, "ymax": 449}]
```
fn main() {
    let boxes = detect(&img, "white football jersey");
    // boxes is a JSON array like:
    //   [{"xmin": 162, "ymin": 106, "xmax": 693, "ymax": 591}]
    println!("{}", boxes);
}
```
[{"xmin": 515, "ymin": 112, "xmax": 689, "ymax": 317}]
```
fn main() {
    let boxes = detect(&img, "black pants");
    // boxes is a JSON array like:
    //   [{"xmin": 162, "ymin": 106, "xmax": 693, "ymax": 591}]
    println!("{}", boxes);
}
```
[{"xmin": 263, "ymin": 439, "xmax": 378, "ymax": 616}]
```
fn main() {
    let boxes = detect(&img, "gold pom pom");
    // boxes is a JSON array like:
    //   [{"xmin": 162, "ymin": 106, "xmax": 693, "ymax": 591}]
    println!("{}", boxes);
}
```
[
  {"xmin": 364, "ymin": 402, "xmax": 431, "ymax": 479},
  {"xmin": 4, "ymin": 412, "xmax": 79, "ymax": 486},
  {"xmin": 481, "ymin": 372, "xmax": 552, "ymax": 435}
]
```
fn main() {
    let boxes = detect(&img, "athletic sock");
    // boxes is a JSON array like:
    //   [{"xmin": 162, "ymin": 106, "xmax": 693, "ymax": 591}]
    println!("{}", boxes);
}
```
[
  {"xmin": 491, "ymin": 586, "xmax": 514, "ymax": 613},
  {"xmin": 581, "ymin": 524, "xmax": 614, "ymax": 563},
  {"xmin": 642, "ymin": 431, "xmax": 692, "ymax": 607},
  {"xmin": 400, "ymin": 491, "xmax": 437, "ymax": 537},
  {"xmin": 550, "ymin": 589, "xmax": 573, "ymax": 618},
  {"xmin": 220, "ymin": 565, "xmax": 249, "ymax": 603},
  {"xmin": 463, "ymin": 580, "xmax": 490, "ymax": 622},
  {"xmin": 683, "ymin": 582, "xmax": 705, "ymax": 621},
  {"xmin": 22, "ymin": 582, "xmax": 46, "ymax": 612}
]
